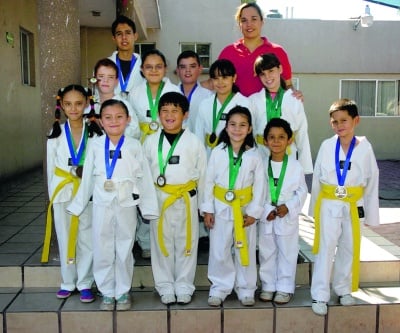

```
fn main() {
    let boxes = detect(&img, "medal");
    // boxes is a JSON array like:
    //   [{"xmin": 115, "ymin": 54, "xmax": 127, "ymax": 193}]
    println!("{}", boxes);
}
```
[
  {"xmin": 156, "ymin": 175, "xmax": 166, "ymax": 187},
  {"xmin": 225, "ymin": 190, "xmax": 235, "ymax": 202},
  {"xmin": 70, "ymin": 166, "xmax": 78, "ymax": 177},
  {"xmin": 149, "ymin": 121, "xmax": 159, "ymax": 131},
  {"xmin": 75, "ymin": 166, "xmax": 83, "ymax": 178},
  {"xmin": 209, "ymin": 132, "xmax": 217, "ymax": 144},
  {"xmin": 121, "ymin": 91, "xmax": 129, "ymax": 99},
  {"xmin": 89, "ymin": 77, "xmax": 98, "ymax": 84},
  {"xmin": 335, "ymin": 185, "xmax": 347, "ymax": 199},
  {"xmin": 67, "ymin": 258, "xmax": 75, "ymax": 264},
  {"xmin": 235, "ymin": 240, "xmax": 243, "ymax": 248},
  {"xmin": 104, "ymin": 179, "xmax": 115, "ymax": 192}
]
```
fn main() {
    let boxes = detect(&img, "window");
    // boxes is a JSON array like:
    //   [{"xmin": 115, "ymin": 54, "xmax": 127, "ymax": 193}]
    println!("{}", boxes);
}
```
[
  {"xmin": 20, "ymin": 28, "xmax": 35, "ymax": 86},
  {"xmin": 134, "ymin": 43, "xmax": 156, "ymax": 56},
  {"xmin": 340, "ymin": 79, "xmax": 400, "ymax": 117},
  {"xmin": 180, "ymin": 43, "xmax": 211, "ymax": 70}
]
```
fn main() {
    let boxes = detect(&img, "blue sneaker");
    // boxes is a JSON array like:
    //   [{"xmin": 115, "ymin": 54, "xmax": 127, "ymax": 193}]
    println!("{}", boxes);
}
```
[
  {"xmin": 56, "ymin": 289, "xmax": 72, "ymax": 299},
  {"xmin": 80, "ymin": 289, "xmax": 95, "ymax": 303}
]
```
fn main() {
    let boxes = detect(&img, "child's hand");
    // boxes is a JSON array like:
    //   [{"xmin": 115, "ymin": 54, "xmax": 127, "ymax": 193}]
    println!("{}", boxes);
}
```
[
  {"xmin": 243, "ymin": 215, "xmax": 256, "ymax": 227},
  {"xmin": 266, "ymin": 210, "xmax": 277, "ymax": 221},
  {"xmin": 276, "ymin": 204, "xmax": 289, "ymax": 218},
  {"xmin": 204, "ymin": 212, "xmax": 215, "ymax": 229}
]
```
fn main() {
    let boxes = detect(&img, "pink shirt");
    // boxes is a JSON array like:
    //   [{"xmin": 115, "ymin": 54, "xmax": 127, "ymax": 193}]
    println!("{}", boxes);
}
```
[{"xmin": 219, "ymin": 37, "xmax": 292, "ymax": 97}]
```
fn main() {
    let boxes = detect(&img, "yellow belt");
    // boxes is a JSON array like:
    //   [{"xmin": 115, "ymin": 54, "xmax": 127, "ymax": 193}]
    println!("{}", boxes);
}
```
[
  {"xmin": 205, "ymin": 133, "xmax": 218, "ymax": 148},
  {"xmin": 139, "ymin": 122, "xmax": 157, "ymax": 143},
  {"xmin": 156, "ymin": 180, "xmax": 197, "ymax": 257},
  {"xmin": 256, "ymin": 134, "xmax": 292, "ymax": 154},
  {"xmin": 214, "ymin": 185, "xmax": 252, "ymax": 266},
  {"xmin": 313, "ymin": 183, "xmax": 364, "ymax": 291},
  {"xmin": 41, "ymin": 167, "xmax": 80, "ymax": 264}
]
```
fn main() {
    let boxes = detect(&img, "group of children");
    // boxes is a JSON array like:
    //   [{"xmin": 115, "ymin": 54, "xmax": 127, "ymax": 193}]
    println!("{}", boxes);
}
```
[{"xmin": 42, "ymin": 14, "xmax": 379, "ymax": 315}]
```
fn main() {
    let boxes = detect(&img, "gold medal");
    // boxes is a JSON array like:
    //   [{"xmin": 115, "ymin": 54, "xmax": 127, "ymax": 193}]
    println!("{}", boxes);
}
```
[
  {"xmin": 104, "ymin": 179, "xmax": 115, "ymax": 192},
  {"xmin": 335, "ymin": 185, "xmax": 347, "ymax": 199},
  {"xmin": 149, "ymin": 121, "xmax": 159, "ymax": 131},
  {"xmin": 156, "ymin": 175, "xmax": 166, "ymax": 187},
  {"xmin": 225, "ymin": 190, "xmax": 235, "ymax": 202},
  {"xmin": 235, "ymin": 240, "xmax": 243, "ymax": 248}
]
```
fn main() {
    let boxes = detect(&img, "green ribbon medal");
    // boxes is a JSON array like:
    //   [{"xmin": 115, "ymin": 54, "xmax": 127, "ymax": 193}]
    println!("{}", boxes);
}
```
[
  {"xmin": 146, "ymin": 81, "xmax": 165, "ymax": 131},
  {"xmin": 268, "ymin": 154, "xmax": 288, "ymax": 205},
  {"xmin": 265, "ymin": 87, "xmax": 284, "ymax": 122}
]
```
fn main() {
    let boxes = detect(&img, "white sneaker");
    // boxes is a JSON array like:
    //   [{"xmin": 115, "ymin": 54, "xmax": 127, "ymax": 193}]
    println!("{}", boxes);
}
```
[
  {"xmin": 339, "ymin": 294, "xmax": 356, "ymax": 306},
  {"xmin": 312, "ymin": 300, "xmax": 327, "ymax": 316},
  {"xmin": 274, "ymin": 292, "xmax": 292, "ymax": 304},
  {"xmin": 259, "ymin": 291, "xmax": 274, "ymax": 302},
  {"xmin": 241, "ymin": 297, "xmax": 255, "ymax": 306},
  {"xmin": 116, "ymin": 293, "xmax": 131, "ymax": 311},
  {"xmin": 161, "ymin": 294, "xmax": 176, "ymax": 305},
  {"xmin": 208, "ymin": 296, "xmax": 222, "ymax": 307},
  {"xmin": 177, "ymin": 294, "xmax": 192, "ymax": 304}
]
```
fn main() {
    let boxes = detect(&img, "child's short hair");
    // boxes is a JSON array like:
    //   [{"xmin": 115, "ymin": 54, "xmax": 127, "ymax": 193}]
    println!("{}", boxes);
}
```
[
  {"xmin": 263, "ymin": 118, "xmax": 293, "ymax": 140},
  {"xmin": 100, "ymin": 99, "xmax": 129, "ymax": 117},
  {"xmin": 254, "ymin": 53, "xmax": 281, "ymax": 76},
  {"xmin": 177, "ymin": 50, "xmax": 201, "ymax": 66},
  {"xmin": 111, "ymin": 15, "xmax": 136, "ymax": 36},
  {"xmin": 329, "ymin": 98, "xmax": 359, "ymax": 118},
  {"xmin": 94, "ymin": 58, "xmax": 119, "ymax": 78},
  {"xmin": 158, "ymin": 92, "xmax": 189, "ymax": 114}
]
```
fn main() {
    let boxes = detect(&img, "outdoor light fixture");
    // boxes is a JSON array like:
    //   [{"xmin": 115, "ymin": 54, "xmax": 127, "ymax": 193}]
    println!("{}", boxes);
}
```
[{"xmin": 353, "ymin": 5, "xmax": 373, "ymax": 30}]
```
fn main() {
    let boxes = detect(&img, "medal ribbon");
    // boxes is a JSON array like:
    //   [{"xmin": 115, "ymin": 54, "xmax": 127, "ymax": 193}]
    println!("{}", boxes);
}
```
[
  {"xmin": 265, "ymin": 88, "xmax": 284, "ymax": 122},
  {"xmin": 146, "ymin": 81, "xmax": 165, "ymax": 122},
  {"xmin": 211, "ymin": 93, "xmax": 235, "ymax": 134},
  {"xmin": 64, "ymin": 121, "xmax": 88, "ymax": 166},
  {"xmin": 157, "ymin": 130, "xmax": 184, "ymax": 177},
  {"xmin": 268, "ymin": 154, "xmax": 288, "ymax": 205},
  {"xmin": 228, "ymin": 145, "xmax": 244, "ymax": 191},
  {"xmin": 335, "ymin": 136, "xmax": 356, "ymax": 186},
  {"xmin": 180, "ymin": 83, "xmax": 198, "ymax": 103},
  {"xmin": 116, "ymin": 55, "xmax": 136, "ymax": 93},
  {"xmin": 105, "ymin": 135, "xmax": 125, "ymax": 180}
]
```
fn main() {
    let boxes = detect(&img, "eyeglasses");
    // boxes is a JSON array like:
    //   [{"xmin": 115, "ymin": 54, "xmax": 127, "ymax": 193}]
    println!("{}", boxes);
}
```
[{"xmin": 143, "ymin": 64, "xmax": 165, "ymax": 71}]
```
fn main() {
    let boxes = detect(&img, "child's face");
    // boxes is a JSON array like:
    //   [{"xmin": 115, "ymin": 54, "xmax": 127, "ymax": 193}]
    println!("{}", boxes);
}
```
[
  {"xmin": 177, "ymin": 57, "xmax": 202, "ymax": 85},
  {"xmin": 159, "ymin": 103, "xmax": 187, "ymax": 134},
  {"xmin": 330, "ymin": 110, "xmax": 359, "ymax": 140},
  {"xmin": 264, "ymin": 127, "xmax": 292, "ymax": 156},
  {"xmin": 142, "ymin": 55, "xmax": 167, "ymax": 85},
  {"xmin": 100, "ymin": 104, "xmax": 131, "ymax": 138},
  {"xmin": 226, "ymin": 113, "xmax": 252, "ymax": 145},
  {"xmin": 212, "ymin": 73, "xmax": 237, "ymax": 97},
  {"xmin": 258, "ymin": 66, "xmax": 282, "ymax": 92},
  {"xmin": 61, "ymin": 90, "xmax": 88, "ymax": 122},
  {"xmin": 113, "ymin": 23, "xmax": 138, "ymax": 52},
  {"xmin": 96, "ymin": 66, "xmax": 118, "ymax": 95}
]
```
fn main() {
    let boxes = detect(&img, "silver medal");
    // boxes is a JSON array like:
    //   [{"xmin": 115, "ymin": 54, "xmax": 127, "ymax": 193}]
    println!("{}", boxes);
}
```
[
  {"xmin": 225, "ymin": 190, "xmax": 235, "ymax": 202},
  {"xmin": 156, "ymin": 175, "xmax": 166, "ymax": 187},
  {"xmin": 335, "ymin": 185, "xmax": 347, "ymax": 199},
  {"xmin": 70, "ymin": 166, "xmax": 78, "ymax": 177},
  {"xmin": 149, "ymin": 121, "xmax": 159, "ymax": 131},
  {"xmin": 121, "ymin": 91, "xmax": 129, "ymax": 99}
]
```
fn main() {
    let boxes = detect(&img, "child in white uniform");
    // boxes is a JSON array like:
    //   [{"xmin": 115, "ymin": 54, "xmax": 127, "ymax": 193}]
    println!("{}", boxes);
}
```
[
  {"xmin": 93, "ymin": 58, "xmax": 140, "ymax": 139},
  {"xmin": 43, "ymin": 84, "xmax": 102, "ymax": 303},
  {"xmin": 201, "ymin": 106, "xmax": 265, "ymax": 307},
  {"xmin": 309, "ymin": 99, "xmax": 379, "ymax": 316},
  {"xmin": 195, "ymin": 59, "xmax": 250, "ymax": 158},
  {"xmin": 67, "ymin": 99, "xmax": 159, "ymax": 311},
  {"xmin": 143, "ymin": 92, "xmax": 207, "ymax": 305},
  {"xmin": 250, "ymin": 53, "xmax": 313, "ymax": 174},
  {"xmin": 258, "ymin": 118, "xmax": 307, "ymax": 304}
]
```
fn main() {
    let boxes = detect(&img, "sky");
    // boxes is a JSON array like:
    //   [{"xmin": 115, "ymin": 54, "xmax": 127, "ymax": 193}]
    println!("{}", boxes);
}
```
[{"xmin": 257, "ymin": 0, "xmax": 400, "ymax": 20}]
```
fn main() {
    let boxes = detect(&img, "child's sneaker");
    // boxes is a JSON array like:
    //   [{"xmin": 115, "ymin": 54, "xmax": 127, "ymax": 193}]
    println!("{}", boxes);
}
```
[
  {"xmin": 241, "ymin": 297, "xmax": 255, "ymax": 306},
  {"xmin": 177, "ymin": 294, "xmax": 192, "ymax": 305},
  {"xmin": 312, "ymin": 300, "xmax": 327, "ymax": 316},
  {"xmin": 274, "ymin": 292, "xmax": 292, "ymax": 304},
  {"xmin": 80, "ymin": 289, "xmax": 95, "ymax": 303},
  {"xmin": 56, "ymin": 289, "xmax": 72, "ymax": 299},
  {"xmin": 116, "ymin": 293, "xmax": 131, "ymax": 311},
  {"xmin": 259, "ymin": 290, "xmax": 274, "ymax": 302},
  {"xmin": 100, "ymin": 296, "xmax": 115, "ymax": 311},
  {"xmin": 339, "ymin": 294, "xmax": 356, "ymax": 306},
  {"xmin": 161, "ymin": 294, "xmax": 176, "ymax": 305},
  {"xmin": 207, "ymin": 296, "xmax": 222, "ymax": 307}
]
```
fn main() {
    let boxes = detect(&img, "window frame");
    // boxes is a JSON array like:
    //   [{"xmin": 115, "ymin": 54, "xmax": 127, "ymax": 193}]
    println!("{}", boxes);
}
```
[
  {"xmin": 179, "ymin": 42, "xmax": 211, "ymax": 71},
  {"xmin": 20, "ymin": 27, "xmax": 35, "ymax": 86}
]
